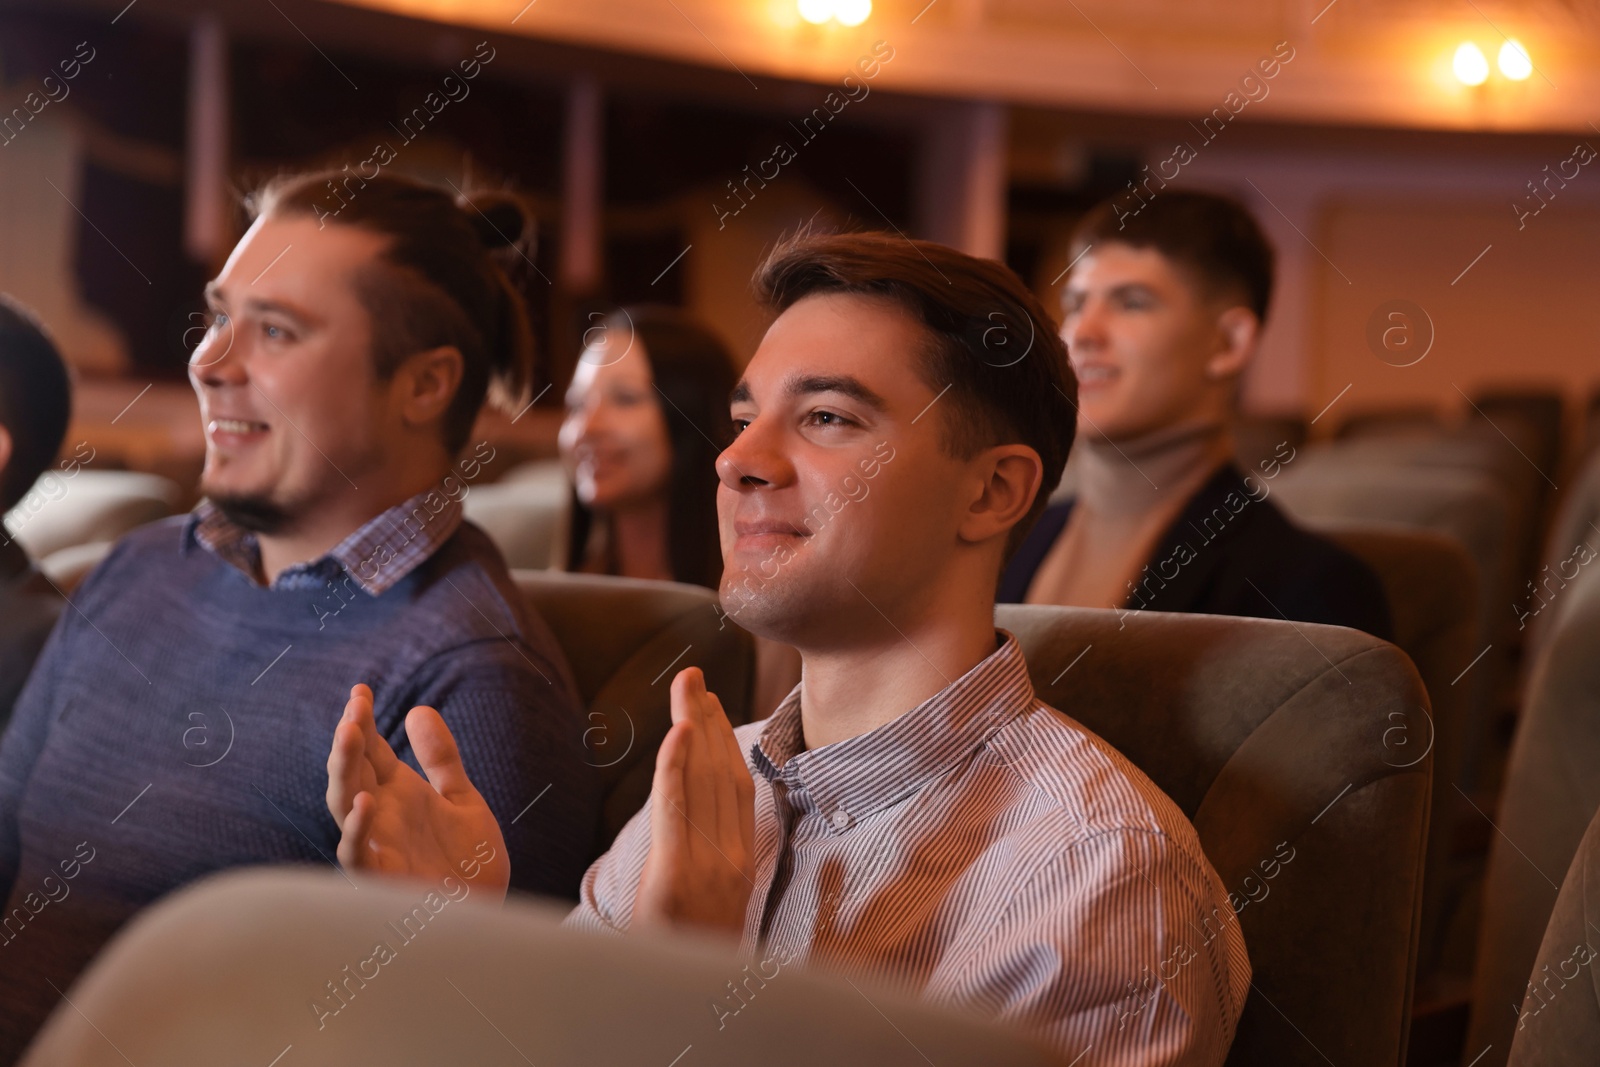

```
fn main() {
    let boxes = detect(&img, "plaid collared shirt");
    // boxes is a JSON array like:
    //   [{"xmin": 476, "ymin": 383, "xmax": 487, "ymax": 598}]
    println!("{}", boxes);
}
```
[
  {"xmin": 568, "ymin": 629, "xmax": 1251, "ymax": 1064},
  {"xmin": 185, "ymin": 488, "xmax": 465, "ymax": 596}
]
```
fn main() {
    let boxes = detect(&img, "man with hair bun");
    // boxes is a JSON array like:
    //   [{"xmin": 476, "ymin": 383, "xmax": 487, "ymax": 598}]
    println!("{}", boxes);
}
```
[
  {"xmin": 0, "ymin": 296, "xmax": 71, "ymax": 725},
  {"xmin": 0, "ymin": 173, "xmax": 599, "ymax": 1058}
]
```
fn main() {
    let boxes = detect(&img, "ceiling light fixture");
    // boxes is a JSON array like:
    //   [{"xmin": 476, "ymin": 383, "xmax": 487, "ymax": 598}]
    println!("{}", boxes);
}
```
[
  {"xmin": 1498, "ymin": 38, "xmax": 1533, "ymax": 81},
  {"xmin": 796, "ymin": 0, "xmax": 871, "ymax": 26},
  {"xmin": 1453, "ymin": 41, "xmax": 1490, "ymax": 86}
]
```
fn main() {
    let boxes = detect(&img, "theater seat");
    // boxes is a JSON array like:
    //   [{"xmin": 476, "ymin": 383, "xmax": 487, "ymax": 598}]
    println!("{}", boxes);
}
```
[
  {"xmin": 1272, "ymin": 452, "xmax": 1512, "ymax": 788},
  {"xmin": 1333, "ymin": 405, "xmax": 1442, "ymax": 441},
  {"xmin": 36, "ymin": 540, "xmax": 114, "ymax": 593},
  {"xmin": 513, "ymin": 570, "xmax": 756, "ymax": 851},
  {"xmin": 463, "ymin": 461, "xmax": 569, "ymax": 570},
  {"xmin": 1312, "ymin": 521, "xmax": 1478, "ymax": 978},
  {"xmin": 1467, "ymin": 563, "xmax": 1600, "ymax": 1066},
  {"xmin": 19, "ymin": 868, "xmax": 1057, "ymax": 1067},
  {"xmin": 1528, "ymin": 446, "xmax": 1600, "ymax": 656},
  {"xmin": 1467, "ymin": 389, "xmax": 1565, "ymax": 498},
  {"xmin": 995, "ymin": 603, "xmax": 1432, "ymax": 1067},
  {"xmin": 1506, "ymin": 804, "xmax": 1600, "ymax": 1066},
  {"xmin": 3, "ymin": 469, "xmax": 180, "ymax": 561}
]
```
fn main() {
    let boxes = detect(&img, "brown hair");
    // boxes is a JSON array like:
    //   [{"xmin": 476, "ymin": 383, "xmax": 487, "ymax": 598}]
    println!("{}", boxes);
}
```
[
  {"xmin": 755, "ymin": 230, "xmax": 1077, "ymax": 563},
  {"xmin": 249, "ymin": 171, "xmax": 535, "ymax": 453},
  {"xmin": 1071, "ymin": 189, "xmax": 1275, "ymax": 321}
]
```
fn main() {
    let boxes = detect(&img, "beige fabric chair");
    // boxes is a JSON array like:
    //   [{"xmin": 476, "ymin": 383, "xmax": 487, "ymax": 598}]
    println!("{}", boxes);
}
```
[
  {"xmin": 3, "ymin": 470, "xmax": 180, "ymax": 561},
  {"xmin": 36, "ymin": 540, "xmax": 114, "ymax": 593},
  {"xmin": 1274, "ymin": 440, "xmax": 1515, "ymax": 620},
  {"xmin": 1505, "ymin": 804, "xmax": 1600, "ymax": 1066},
  {"xmin": 463, "ymin": 461, "xmax": 569, "ymax": 570},
  {"xmin": 1313, "ymin": 521, "xmax": 1479, "ymax": 979},
  {"xmin": 995, "ymin": 603, "xmax": 1432, "ymax": 1067},
  {"xmin": 1467, "ymin": 563, "xmax": 1600, "ymax": 1066},
  {"xmin": 1467, "ymin": 390, "xmax": 1565, "ymax": 501},
  {"xmin": 514, "ymin": 570, "xmax": 756, "ymax": 850},
  {"xmin": 23, "ymin": 604, "xmax": 1429, "ymax": 1067},
  {"xmin": 1272, "ymin": 449, "xmax": 1512, "ymax": 788},
  {"xmin": 1325, "ymin": 429, "xmax": 1548, "ymax": 613},
  {"xmin": 1527, "ymin": 447, "xmax": 1600, "ymax": 658},
  {"xmin": 20, "ymin": 868, "xmax": 1057, "ymax": 1067},
  {"xmin": 1333, "ymin": 406, "xmax": 1442, "ymax": 441}
]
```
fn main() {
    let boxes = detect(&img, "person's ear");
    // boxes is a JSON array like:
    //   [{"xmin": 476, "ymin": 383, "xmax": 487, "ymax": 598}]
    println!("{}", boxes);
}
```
[
  {"xmin": 396, "ymin": 346, "xmax": 464, "ymax": 431},
  {"xmin": 0, "ymin": 426, "xmax": 12, "ymax": 483},
  {"xmin": 958, "ymin": 444, "xmax": 1042, "ymax": 548},
  {"xmin": 1205, "ymin": 305, "xmax": 1259, "ymax": 381}
]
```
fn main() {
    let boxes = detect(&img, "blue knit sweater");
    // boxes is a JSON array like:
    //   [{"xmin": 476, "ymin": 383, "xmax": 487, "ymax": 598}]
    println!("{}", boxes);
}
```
[{"xmin": 0, "ymin": 516, "xmax": 600, "ymax": 1058}]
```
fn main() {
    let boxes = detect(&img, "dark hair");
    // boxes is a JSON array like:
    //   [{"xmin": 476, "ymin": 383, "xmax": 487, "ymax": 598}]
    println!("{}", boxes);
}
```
[
  {"xmin": 249, "ymin": 171, "xmax": 535, "ymax": 454},
  {"xmin": 0, "ymin": 297, "xmax": 71, "ymax": 513},
  {"xmin": 1071, "ymin": 189, "xmax": 1275, "ymax": 322},
  {"xmin": 565, "ymin": 307, "xmax": 738, "ymax": 589},
  {"xmin": 754, "ymin": 230, "xmax": 1076, "ymax": 562}
]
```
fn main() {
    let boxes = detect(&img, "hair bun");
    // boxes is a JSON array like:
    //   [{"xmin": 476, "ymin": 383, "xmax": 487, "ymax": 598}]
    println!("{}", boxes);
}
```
[{"xmin": 462, "ymin": 193, "xmax": 531, "ymax": 251}]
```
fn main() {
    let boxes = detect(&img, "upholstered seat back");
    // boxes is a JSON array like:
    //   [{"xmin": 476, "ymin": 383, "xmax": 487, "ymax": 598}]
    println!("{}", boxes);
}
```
[
  {"xmin": 1273, "ymin": 453, "xmax": 1512, "ymax": 622},
  {"xmin": 1273, "ymin": 451, "xmax": 1512, "ymax": 788},
  {"xmin": 514, "ymin": 570, "xmax": 757, "ymax": 849},
  {"xmin": 1507, "ymin": 804, "xmax": 1600, "ymax": 1064},
  {"xmin": 20, "ymin": 869, "xmax": 1059, "ymax": 1067},
  {"xmin": 1528, "ymin": 447, "xmax": 1600, "ymax": 656},
  {"xmin": 4, "ymin": 469, "xmax": 180, "ymax": 561},
  {"xmin": 1312, "ymin": 521, "xmax": 1478, "ymax": 976},
  {"xmin": 996, "ymin": 604, "xmax": 1432, "ymax": 1067},
  {"xmin": 1468, "ymin": 563, "xmax": 1600, "ymax": 1065},
  {"xmin": 463, "ymin": 461, "xmax": 569, "ymax": 570}
]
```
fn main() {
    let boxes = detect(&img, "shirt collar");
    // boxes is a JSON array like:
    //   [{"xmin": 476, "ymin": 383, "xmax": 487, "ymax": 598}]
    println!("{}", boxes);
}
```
[
  {"xmin": 184, "ymin": 487, "xmax": 464, "ymax": 596},
  {"xmin": 749, "ymin": 628, "xmax": 1036, "ymax": 827}
]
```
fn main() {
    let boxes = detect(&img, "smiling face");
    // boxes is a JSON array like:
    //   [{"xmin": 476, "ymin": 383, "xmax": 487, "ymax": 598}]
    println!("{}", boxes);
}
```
[
  {"xmin": 1059, "ymin": 242, "xmax": 1251, "ymax": 442},
  {"xmin": 716, "ymin": 292, "xmax": 985, "ymax": 648},
  {"xmin": 558, "ymin": 336, "xmax": 673, "ymax": 512},
  {"xmin": 189, "ymin": 213, "xmax": 406, "ymax": 532}
]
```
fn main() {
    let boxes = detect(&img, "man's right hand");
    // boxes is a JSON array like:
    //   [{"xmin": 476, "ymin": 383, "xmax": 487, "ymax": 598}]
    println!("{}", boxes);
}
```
[
  {"xmin": 325, "ymin": 684, "xmax": 510, "ymax": 900},
  {"xmin": 632, "ymin": 667, "xmax": 756, "ymax": 936}
]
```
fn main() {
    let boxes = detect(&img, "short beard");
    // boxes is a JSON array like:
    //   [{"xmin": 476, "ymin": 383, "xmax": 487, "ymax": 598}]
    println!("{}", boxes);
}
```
[{"xmin": 209, "ymin": 493, "xmax": 294, "ymax": 535}]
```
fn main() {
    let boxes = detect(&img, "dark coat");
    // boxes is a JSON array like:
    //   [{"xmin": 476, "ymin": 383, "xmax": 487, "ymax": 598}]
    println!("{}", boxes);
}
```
[{"xmin": 999, "ymin": 464, "xmax": 1394, "ymax": 641}]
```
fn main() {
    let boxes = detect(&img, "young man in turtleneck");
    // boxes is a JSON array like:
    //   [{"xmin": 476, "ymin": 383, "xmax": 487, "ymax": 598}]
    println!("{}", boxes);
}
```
[{"xmin": 998, "ymin": 190, "xmax": 1392, "ymax": 639}]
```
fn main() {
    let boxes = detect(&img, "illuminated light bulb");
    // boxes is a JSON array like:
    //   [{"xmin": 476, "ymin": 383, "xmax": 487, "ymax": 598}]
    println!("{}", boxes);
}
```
[
  {"xmin": 798, "ymin": 0, "xmax": 834, "ymax": 24},
  {"xmin": 835, "ymin": 0, "xmax": 872, "ymax": 25},
  {"xmin": 1453, "ymin": 42, "xmax": 1490, "ymax": 86},
  {"xmin": 1499, "ymin": 39, "xmax": 1533, "ymax": 81}
]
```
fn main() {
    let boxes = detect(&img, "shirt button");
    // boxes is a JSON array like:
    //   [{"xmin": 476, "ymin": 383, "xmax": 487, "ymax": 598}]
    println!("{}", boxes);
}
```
[{"xmin": 829, "ymin": 809, "xmax": 851, "ymax": 831}]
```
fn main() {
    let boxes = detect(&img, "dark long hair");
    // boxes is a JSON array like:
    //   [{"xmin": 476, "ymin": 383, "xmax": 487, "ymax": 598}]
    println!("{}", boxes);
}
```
[{"xmin": 564, "ymin": 307, "xmax": 738, "ymax": 589}]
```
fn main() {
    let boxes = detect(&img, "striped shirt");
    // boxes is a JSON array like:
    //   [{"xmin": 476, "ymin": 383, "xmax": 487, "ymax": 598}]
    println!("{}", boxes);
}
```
[
  {"xmin": 188, "ymin": 486, "xmax": 465, "ymax": 596},
  {"xmin": 566, "ymin": 629, "xmax": 1250, "ymax": 1064}
]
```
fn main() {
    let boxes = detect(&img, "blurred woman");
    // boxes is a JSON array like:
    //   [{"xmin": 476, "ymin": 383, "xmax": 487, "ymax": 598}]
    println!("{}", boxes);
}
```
[
  {"xmin": 556, "ymin": 306, "xmax": 801, "ymax": 716},
  {"xmin": 558, "ymin": 306, "xmax": 733, "ymax": 586}
]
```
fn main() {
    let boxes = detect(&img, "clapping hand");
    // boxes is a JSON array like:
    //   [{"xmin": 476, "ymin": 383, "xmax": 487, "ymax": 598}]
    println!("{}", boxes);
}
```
[
  {"xmin": 325, "ymin": 684, "xmax": 510, "ymax": 899},
  {"xmin": 633, "ymin": 667, "xmax": 756, "ymax": 935}
]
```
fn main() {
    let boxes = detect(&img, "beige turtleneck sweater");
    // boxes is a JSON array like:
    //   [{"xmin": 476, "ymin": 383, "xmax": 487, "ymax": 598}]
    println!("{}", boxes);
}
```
[{"xmin": 1024, "ymin": 422, "xmax": 1235, "ymax": 610}]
